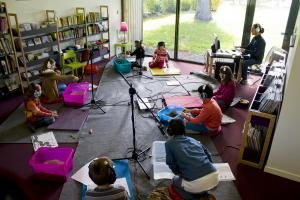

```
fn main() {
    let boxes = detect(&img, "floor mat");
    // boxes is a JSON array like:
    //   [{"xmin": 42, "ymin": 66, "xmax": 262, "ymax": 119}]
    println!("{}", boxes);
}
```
[{"xmin": 48, "ymin": 108, "xmax": 89, "ymax": 131}]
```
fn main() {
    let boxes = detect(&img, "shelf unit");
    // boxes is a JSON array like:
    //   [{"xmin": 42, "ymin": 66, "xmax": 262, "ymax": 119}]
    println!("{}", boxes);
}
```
[
  {"xmin": 0, "ymin": 2, "xmax": 23, "ymax": 97},
  {"xmin": 10, "ymin": 13, "xmax": 59, "ymax": 86},
  {"xmin": 239, "ymin": 61, "xmax": 286, "ymax": 169}
]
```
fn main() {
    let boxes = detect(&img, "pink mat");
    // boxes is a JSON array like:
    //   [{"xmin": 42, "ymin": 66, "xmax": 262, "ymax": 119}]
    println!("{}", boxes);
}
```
[{"xmin": 164, "ymin": 95, "xmax": 203, "ymax": 108}]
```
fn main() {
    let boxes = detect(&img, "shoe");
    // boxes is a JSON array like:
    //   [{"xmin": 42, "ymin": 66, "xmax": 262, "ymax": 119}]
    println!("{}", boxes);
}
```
[{"xmin": 240, "ymin": 79, "xmax": 248, "ymax": 85}]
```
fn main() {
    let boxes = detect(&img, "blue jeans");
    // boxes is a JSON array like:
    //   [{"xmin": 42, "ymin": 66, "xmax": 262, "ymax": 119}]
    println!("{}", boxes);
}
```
[
  {"xmin": 172, "ymin": 176, "xmax": 208, "ymax": 200},
  {"xmin": 185, "ymin": 121, "xmax": 209, "ymax": 134},
  {"xmin": 242, "ymin": 58, "xmax": 260, "ymax": 80},
  {"xmin": 32, "ymin": 116, "xmax": 55, "ymax": 128}
]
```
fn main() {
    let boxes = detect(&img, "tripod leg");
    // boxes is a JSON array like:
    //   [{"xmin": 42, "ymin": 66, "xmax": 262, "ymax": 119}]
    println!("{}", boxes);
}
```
[
  {"xmin": 135, "ymin": 159, "xmax": 150, "ymax": 180},
  {"xmin": 94, "ymin": 102, "xmax": 106, "ymax": 114}
]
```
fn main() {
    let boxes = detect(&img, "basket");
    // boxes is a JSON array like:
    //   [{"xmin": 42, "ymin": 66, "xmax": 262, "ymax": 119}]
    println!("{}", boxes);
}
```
[
  {"xmin": 29, "ymin": 147, "xmax": 74, "ymax": 179},
  {"xmin": 63, "ymin": 82, "xmax": 89, "ymax": 106},
  {"xmin": 157, "ymin": 106, "xmax": 184, "ymax": 126},
  {"xmin": 114, "ymin": 58, "xmax": 131, "ymax": 74}
]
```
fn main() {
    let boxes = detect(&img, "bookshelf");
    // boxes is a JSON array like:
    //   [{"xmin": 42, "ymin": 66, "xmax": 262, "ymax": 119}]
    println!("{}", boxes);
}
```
[
  {"xmin": 239, "ymin": 60, "xmax": 286, "ymax": 169},
  {"xmin": 10, "ymin": 13, "xmax": 59, "ymax": 87},
  {"xmin": 0, "ymin": 2, "xmax": 23, "ymax": 96}
]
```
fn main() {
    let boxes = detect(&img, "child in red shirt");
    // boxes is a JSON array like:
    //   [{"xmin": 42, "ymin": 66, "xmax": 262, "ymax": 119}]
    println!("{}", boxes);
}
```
[{"xmin": 149, "ymin": 41, "xmax": 169, "ymax": 69}]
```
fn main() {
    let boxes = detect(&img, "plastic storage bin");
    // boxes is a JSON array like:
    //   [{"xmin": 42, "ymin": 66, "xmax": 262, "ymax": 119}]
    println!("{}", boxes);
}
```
[
  {"xmin": 63, "ymin": 82, "xmax": 89, "ymax": 106},
  {"xmin": 114, "ymin": 58, "xmax": 131, "ymax": 74},
  {"xmin": 29, "ymin": 147, "xmax": 74, "ymax": 179},
  {"xmin": 158, "ymin": 105, "xmax": 184, "ymax": 126}
]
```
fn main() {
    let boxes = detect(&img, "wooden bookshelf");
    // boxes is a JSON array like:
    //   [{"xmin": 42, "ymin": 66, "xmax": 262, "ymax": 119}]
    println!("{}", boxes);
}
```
[{"xmin": 239, "ymin": 60, "xmax": 286, "ymax": 169}]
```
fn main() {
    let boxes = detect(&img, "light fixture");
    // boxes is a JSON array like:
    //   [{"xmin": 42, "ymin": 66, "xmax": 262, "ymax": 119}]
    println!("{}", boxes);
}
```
[{"xmin": 120, "ymin": 21, "xmax": 128, "ymax": 43}]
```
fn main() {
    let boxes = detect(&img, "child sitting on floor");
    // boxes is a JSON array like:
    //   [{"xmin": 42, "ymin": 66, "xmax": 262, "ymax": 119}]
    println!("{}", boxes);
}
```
[
  {"xmin": 85, "ymin": 157, "xmax": 129, "ymax": 200},
  {"xmin": 40, "ymin": 58, "xmax": 79, "ymax": 104},
  {"xmin": 149, "ymin": 41, "xmax": 169, "ymax": 69},
  {"xmin": 130, "ymin": 40, "xmax": 145, "ymax": 69},
  {"xmin": 213, "ymin": 65, "xmax": 236, "ymax": 111},
  {"xmin": 181, "ymin": 84, "xmax": 222, "ymax": 135},
  {"xmin": 24, "ymin": 83, "xmax": 58, "ymax": 131}
]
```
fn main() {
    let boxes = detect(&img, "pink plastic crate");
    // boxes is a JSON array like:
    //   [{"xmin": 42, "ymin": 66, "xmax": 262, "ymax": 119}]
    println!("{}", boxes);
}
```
[
  {"xmin": 63, "ymin": 82, "xmax": 89, "ymax": 106},
  {"xmin": 29, "ymin": 147, "xmax": 74, "ymax": 178}
]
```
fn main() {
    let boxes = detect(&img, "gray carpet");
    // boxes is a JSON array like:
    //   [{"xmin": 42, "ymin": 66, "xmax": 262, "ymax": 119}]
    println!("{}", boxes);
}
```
[{"xmin": 59, "ymin": 64, "xmax": 241, "ymax": 200}]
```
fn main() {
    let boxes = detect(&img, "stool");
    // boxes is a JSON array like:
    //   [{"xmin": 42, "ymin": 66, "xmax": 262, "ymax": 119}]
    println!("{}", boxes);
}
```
[
  {"xmin": 168, "ymin": 185, "xmax": 183, "ymax": 200},
  {"xmin": 114, "ymin": 43, "xmax": 128, "ymax": 57}
]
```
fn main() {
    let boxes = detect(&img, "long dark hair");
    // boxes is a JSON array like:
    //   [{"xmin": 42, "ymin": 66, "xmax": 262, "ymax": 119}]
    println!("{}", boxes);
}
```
[{"xmin": 219, "ymin": 65, "xmax": 233, "ymax": 84}]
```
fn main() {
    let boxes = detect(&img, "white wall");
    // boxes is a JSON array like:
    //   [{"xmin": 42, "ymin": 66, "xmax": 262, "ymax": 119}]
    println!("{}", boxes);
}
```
[
  {"xmin": 3, "ymin": 0, "xmax": 121, "ymax": 54},
  {"xmin": 265, "ymin": 11, "xmax": 300, "ymax": 182}
]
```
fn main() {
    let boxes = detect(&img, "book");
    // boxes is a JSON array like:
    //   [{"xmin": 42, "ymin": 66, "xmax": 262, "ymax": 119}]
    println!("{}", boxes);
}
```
[
  {"xmin": 152, "ymin": 141, "xmax": 235, "ymax": 181},
  {"xmin": 31, "ymin": 131, "xmax": 58, "ymax": 151}
]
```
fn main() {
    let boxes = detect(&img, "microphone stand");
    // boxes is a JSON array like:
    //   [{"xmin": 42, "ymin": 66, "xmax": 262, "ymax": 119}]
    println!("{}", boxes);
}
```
[
  {"xmin": 83, "ymin": 49, "xmax": 105, "ymax": 114},
  {"xmin": 114, "ymin": 70, "xmax": 166, "ymax": 179}
]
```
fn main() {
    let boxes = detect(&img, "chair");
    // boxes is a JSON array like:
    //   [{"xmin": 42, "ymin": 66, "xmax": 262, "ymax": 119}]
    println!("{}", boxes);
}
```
[{"xmin": 62, "ymin": 50, "xmax": 84, "ymax": 77}]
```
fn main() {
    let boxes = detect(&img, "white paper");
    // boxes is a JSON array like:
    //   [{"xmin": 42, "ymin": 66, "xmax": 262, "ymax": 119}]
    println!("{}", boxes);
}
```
[
  {"xmin": 222, "ymin": 114, "xmax": 236, "ymax": 125},
  {"xmin": 72, "ymin": 159, "xmax": 131, "ymax": 197},
  {"xmin": 166, "ymin": 81, "xmax": 180, "ymax": 86},
  {"xmin": 137, "ymin": 98, "xmax": 152, "ymax": 110},
  {"xmin": 152, "ymin": 141, "xmax": 235, "ymax": 181},
  {"xmin": 31, "ymin": 131, "xmax": 58, "ymax": 151}
]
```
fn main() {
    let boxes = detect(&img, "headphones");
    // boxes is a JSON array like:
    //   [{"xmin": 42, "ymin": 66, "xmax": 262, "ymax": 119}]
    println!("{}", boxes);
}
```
[
  {"xmin": 88, "ymin": 158, "xmax": 117, "ymax": 185},
  {"xmin": 200, "ymin": 85, "xmax": 207, "ymax": 99},
  {"xmin": 47, "ymin": 61, "xmax": 52, "ymax": 69}
]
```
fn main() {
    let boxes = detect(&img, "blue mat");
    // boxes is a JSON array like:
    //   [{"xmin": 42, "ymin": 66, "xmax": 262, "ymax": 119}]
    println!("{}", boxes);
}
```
[{"xmin": 81, "ymin": 159, "xmax": 134, "ymax": 200}]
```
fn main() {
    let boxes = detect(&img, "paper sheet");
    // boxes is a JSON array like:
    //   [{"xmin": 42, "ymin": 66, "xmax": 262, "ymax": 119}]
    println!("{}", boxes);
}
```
[{"xmin": 31, "ymin": 131, "xmax": 58, "ymax": 151}]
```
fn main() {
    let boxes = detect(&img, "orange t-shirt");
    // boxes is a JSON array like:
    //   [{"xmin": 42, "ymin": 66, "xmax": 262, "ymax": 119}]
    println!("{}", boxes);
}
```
[{"xmin": 189, "ymin": 98, "xmax": 222, "ymax": 130}]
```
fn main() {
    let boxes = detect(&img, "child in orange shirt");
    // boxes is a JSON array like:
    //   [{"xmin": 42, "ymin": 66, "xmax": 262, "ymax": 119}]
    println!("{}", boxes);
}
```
[
  {"xmin": 181, "ymin": 84, "xmax": 222, "ymax": 134},
  {"xmin": 24, "ymin": 83, "xmax": 58, "ymax": 131},
  {"xmin": 149, "ymin": 41, "xmax": 169, "ymax": 69}
]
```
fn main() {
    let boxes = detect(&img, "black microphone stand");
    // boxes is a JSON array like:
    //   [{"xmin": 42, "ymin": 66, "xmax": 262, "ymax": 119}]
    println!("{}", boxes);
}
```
[
  {"xmin": 114, "ymin": 70, "xmax": 166, "ymax": 179},
  {"xmin": 83, "ymin": 49, "xmax": 105, "ymax": 114}
]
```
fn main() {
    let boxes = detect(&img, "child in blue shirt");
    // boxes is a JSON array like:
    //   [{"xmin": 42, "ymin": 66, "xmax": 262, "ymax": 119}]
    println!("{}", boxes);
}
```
[{"xmin": 165, "ymin": 118, "xmax": 219, "ymax": 200}]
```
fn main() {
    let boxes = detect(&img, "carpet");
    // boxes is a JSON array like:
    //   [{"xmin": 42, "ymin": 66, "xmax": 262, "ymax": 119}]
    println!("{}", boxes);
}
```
[{"xmin": 59, "ymin": 64, "xmax": 241, "ymax": 200}]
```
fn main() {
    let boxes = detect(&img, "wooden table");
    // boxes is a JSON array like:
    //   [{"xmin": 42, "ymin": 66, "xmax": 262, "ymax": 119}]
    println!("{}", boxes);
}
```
[{"xmin": 206, "ymin": 49, "xmax": 243, "ymax": 82}]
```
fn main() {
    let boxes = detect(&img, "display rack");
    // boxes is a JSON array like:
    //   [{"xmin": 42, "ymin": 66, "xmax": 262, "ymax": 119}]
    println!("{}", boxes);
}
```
[{"xmin": 239, "ymin": 61, "xmax": 286, "ymax": 169}]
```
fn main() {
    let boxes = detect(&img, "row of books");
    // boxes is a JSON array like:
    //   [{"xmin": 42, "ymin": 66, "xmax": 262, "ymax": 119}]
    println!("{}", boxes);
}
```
[
  {"xmin": 14, "ymin": 35, "xmax": 54, "ymax": 51},
  {"xmin": 86, "ymin": 12, "xmax": 101, "ymax": 24},
  {"xmin": 59, "ymin": 14, "xmax": 85, "ymax": 27},
  {"xmin": 56, "ymin": 28, "xmax": 86, "ymax": 41},
  {"xmin": 0, "ymin": 16, "xmax": 8, "ymax": 34},
  {"xmin": 246, "ymin": 124, "xmax": 267, "ymax": 152},
  {"xmin": 0, "ymin": 56, "xmax": 17, "ymax": 76},
  {"xmin": 18, "ymin": 52, "xmax": 49, "ymax": 67},
  {"xmin": 258, "ymin": 79, "xmax": 283, "ymax": 113},
  {"xmin": 0, "ymin": 37, "xmax": 13, "ymax": 55}
]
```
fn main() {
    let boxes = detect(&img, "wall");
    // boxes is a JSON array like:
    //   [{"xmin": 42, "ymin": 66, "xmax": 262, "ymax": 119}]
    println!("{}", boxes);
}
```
[
  {"xmin": 3, "ymin": 0, "xmax": 121, "ymax": 55},
  {"xmin": 265, "ymin": 11, "xmax": 300, "ymax": 182}
]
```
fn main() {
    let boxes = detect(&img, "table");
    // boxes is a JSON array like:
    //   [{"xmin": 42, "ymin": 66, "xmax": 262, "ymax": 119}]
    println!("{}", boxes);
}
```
[
  {"xmin": 114, "ymin": 43, "xmax": 128, "ymax": 57},
  {"xmin": 206, "ymin": 49, "xmax": 243, "ymax": 82}
]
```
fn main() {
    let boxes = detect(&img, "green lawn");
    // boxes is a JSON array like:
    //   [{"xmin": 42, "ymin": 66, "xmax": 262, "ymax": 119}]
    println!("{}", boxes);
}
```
[{"xmin": 143, "ymin": 16, "xmax": 235, "ymax": 53}]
